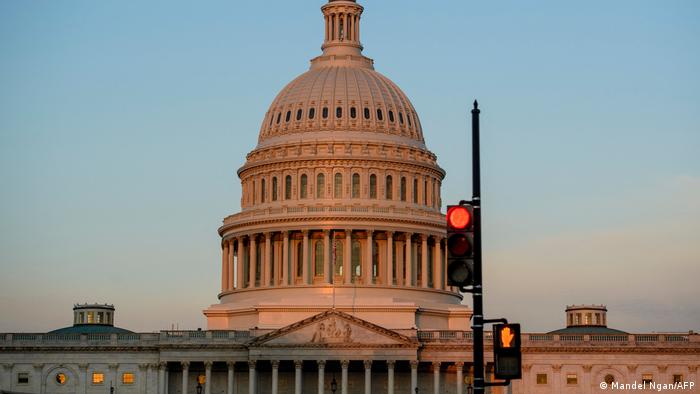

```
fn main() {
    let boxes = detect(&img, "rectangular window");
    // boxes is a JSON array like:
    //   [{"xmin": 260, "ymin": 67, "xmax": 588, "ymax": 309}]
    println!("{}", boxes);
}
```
[
  {"xmin": 122, "ymin": 373, "xmax": 135, "ymax": 384},
  {"xmin": 566, "ymin": 374, "xmax": 578, "ymax": 385},
  {"xmin": 536, "ymin": 374, "xmax": 548, "ymax": 385},
  {"xmin": 92, "ymin": 372, "xmax": 105, "ymax": 384},
  {"xmin": 97, "ymin": 312, "xmax": 104, "ymax": 323},
  {"xmin": 17, "ymin": 373, "xmax": 29, "ymax": 385},
  {"xmin": 642, "ymin": 374, "xmax": 653, "ymax": 384},
  {"xmin": 673, "ymin": 374, "xmax": 683, "ymax": 384},
  {"xmin": 87, "ymin": 311, "xmax": 94, "ymax": 323}
]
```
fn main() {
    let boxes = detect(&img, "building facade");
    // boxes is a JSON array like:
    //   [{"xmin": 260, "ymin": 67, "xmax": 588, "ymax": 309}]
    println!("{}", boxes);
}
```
[{"xmin": 1, "ymin": 1, "xmax": 698, "ymax": 393}]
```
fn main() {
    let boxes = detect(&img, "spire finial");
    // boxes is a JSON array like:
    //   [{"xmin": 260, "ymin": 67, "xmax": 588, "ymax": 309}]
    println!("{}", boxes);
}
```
[{"xmin": 473, "ymin": 100, "xmax": 479, "ymax": 109}]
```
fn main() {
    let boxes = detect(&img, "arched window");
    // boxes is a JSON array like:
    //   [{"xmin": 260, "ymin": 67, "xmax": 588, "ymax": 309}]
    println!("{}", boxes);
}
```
[
  {"xmin": 272, "ymin": 177, "xmax": 278, "ymax": 201},
  {"xmin": 399, "ymin": 112, "xmax": 404, "ymax": 124},
  {"xmin": 364, "ymin": 107, "xmax": 370, "ymax": 119},
  {"xmin": 309, "ymin": 107, "xmax": 315, "ymax": 119},
  {"xmin": 424, "ymin": 179, "xmax": 428, "ymax": 205},
  {"xmin": 314, "ymin": 241, "xmax": 324, "ymax": 277},
  {"xmin": 322, "ymin": 107, "xmax": 329, "ymax": 119},
  {"xmin": 316, "ymin": 173, "xmax": 325, "ymax": 199},
  {"xmin": 334, "ymin": 173, "xmax": 343, "ymax": 198},
  {"xmin": 296, "ymin": 242, "xmax": 303, "ymax": 279},
  {"xmin": 377, "ymin": 109, "xmax": 383, "ymax": 121},
  {"xmin": 369, "ymin": 174, "xmax": 377, "ymax": 199},
  {"xmin": 352, "ymin": 173, "xmax": 360, "ymax": 198},
  {"xmin": 351, "ymin": 239, "xmax": 361, "ymax": 281},
  {"xmin": 333, "ymin": 239, "xmax": 343, "ymax": 276},
  {"xmin": 256, "ymin": 241, "xmax": 263, "ymax": 285},
  {"xmin": 336, "ymin": 107, "xmax": 342, "ymax": 118},
  {"xmin": 407, "ymin": 113, "xmax": 412, "ymax": 126},
  {"xmin": 285, "ymin": 111, "xmax": 291, "ymax": 122},
  {"xmin": 296, "ymin": 109, "xmax": 302, "ymax": 121},
  {"xmin": 400, "ymin": 177, "xmax": 407, "ymax": 201},
  {"xmin": 350, "ymin": 107, "xmax": 357, "ymax": 119},
  {"xmin": 413, "ymin": 178, "xmax": 418, "ymax": 203},
  {"xmin": 261, "ymin": 178, "xmax": 266, "ymax": 203},
  {"xmin": 372, "ymin": 240, "xmax": 380, "ymax": 281},
  {"xmin": 300, "ymin": 174, "xmax": 308, "ymax": 199},
  {"xmin": 269, "ymin": 114, "xmax": 274, "ymax": 126},
  {"xmin": 388, "ymin": 110, "xmax": 395, "ymax": 123},
  {"xmin": 385, "ymin": 175, "xmax": 393, "ymax": 200},
  {"xmin": 276, "ymin": 113, "xmax": 281, "ymax": 124},
  {"xmin": 285, "ymin": 175, "xmax": 292, "ymax": 200}
]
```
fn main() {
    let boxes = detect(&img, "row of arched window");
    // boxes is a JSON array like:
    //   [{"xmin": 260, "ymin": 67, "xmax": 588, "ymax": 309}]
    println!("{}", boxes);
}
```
[
  {"xmin": 267, "ymin": 106, "xmax": 417, "ymax": 129},
  {"xmin": 247, "ymin": 172, "xmax": 440, "ymax": 208}
]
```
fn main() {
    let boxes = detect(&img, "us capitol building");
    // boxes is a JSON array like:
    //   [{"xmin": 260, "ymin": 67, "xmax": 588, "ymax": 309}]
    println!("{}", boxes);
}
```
[{"xmin": 1, "ymin": 1, "xmax": 698, "ymax": 393}]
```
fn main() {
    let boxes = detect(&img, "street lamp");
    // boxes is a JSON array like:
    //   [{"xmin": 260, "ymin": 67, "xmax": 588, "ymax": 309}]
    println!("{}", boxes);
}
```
[
  {"xmin": 467, "ymin": 384, "xmax": 473, "ymax": 394},
  {"xmin": 330, "ymin": 375, "xmax": 337, "ymax": 394},
  {"xmin": 196, "ymin": 382, "xmax": 202, "ymax": 394}
]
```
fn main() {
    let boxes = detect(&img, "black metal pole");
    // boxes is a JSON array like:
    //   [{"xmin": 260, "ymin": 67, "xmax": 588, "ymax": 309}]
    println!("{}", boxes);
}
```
[{"xmin": 471, "ymin": 100, "xmax": 485, "ymax": 394}]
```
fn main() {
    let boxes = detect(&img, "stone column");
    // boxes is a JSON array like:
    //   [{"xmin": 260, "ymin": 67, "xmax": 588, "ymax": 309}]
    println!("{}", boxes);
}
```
[
  {"xmin": 294, "ymin": 360, "xmax": 303, "ymax": 394},
  {"xmin": 158, "ymin": 362, "xmax": 166, "ymax": 394},
  {"xmin": 456, "ymin": 362, "xmax": 464, "ymax": 394},
  {"xmin": 387, "ymin": 361, "xmax": 395, "ymax": 394},
  {"xmin": 364, "ymin": 230, "xmax": 373, "ymax": 284},
  {"xmin": 249, "ymin": 235, "xmax": 257, "ymax": 287},
  {"xmin": 282, "ymin": 231, "xmax": 290, "ymax": 286},
  {"xmin": 271, "ymin": 360, "xmax": 279, "ymax": 394},
  {"xmin": 421, "ymin": 235, "xmax": 429, "ymax": 288},
  {"xmin": 323, "ymin": 230, "xmax": 331, "ymax": 284},
  {"xmin": 395, "ymin": 240, "xmax": 404, "ymax": 286},
  {"xmin": 228, "ymin": 239, "xmax": 235, "ymax": 290},
  {"xmin": 410, "ymin": 360, "xmax": 418, "ymax": 393},
  {"xmin": 344, "ymin": 230, "xmax": 352, "ymax": 284},
  {"xmin": 236, "ymin": 238, "xmax": 244, "ymax": 289},
  {"xmin": 302, "ymin": 230, "xmax": 310, "ymax": 284},
  {"xmin": 364, "ymin": 360, "xmax": 372, "ymax": 394},
  {"xmin": 341, "ymin": 360, "xmax": 349, "ymax": 394},
  {"xmin": 552, "ymin": 364, "xmax": 561, "ymax": 394},
  {"xmin": 433, "ymin": 237, "xmax": 442, "ymax": 290},
  {"xmin": 181, "ymin": 361, "xmax": 189, "ymax": 394},
  {"xmin": 226, "ymin": 362, "xmax": 235, "ymax": 394},
  {"xmin": 204, "ymin": 362, "xmax": 212, "ymax": 394},
  {"xmin": 264, "ymin": 232, "xmax": 272, "ymax": 287},
  {"xmin": 248, "ymin": 360, "xmax": 257, "ymax": 394},
  {"xmin": 432, "ymin": 362, "xmax": 441, "ymax": 394},
  {"xmin": 386, "ymin": 232, "xmax": 394, "ymax": 286},
  {"xmin": 405, "ymin": 234, "xmax": 413, "ymax": 286},
  {"xmin": 317, "ymin": 360, "xmax": 325, "ymax": 394},
  {"xmin": 137, "ymin": 364, "xmax": 147, "ymax": 394},
  {"xmin": 222, "ymin": 240, "xmax": 229, "ymax": 292},
  {"xmin": 582, "ymin": 364, "xmax": 591, "ymax": 394}
]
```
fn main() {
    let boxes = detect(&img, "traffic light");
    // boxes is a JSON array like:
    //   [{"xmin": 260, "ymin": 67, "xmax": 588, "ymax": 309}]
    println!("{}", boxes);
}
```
[
  {"xmin": 446, "ymin": 204, "xmax": 475, "ymax": 287},
  {"xmin": 493, "ymin": 323, "xmax": 522, "ymax": 380}
]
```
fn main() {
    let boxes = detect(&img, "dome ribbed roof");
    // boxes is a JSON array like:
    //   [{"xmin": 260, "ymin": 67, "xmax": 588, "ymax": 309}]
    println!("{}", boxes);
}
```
[{"xmin": 258, "ymin": 65, "xmax": 424, "ymax": 147}]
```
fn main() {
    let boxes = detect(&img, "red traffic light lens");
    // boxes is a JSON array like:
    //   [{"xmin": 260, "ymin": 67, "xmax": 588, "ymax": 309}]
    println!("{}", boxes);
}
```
[{"xmin": 447, "ymin": 206, "xmax": 471, "ymax": 230}]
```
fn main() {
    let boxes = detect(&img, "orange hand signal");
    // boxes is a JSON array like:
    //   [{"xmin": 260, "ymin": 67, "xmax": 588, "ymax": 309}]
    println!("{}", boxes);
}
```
[{"xmin": 501, "ymin": 326, "xmax": 515, "ymax": 348}]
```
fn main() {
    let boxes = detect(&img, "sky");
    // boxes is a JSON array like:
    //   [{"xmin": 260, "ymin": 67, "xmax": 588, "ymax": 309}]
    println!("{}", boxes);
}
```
[{"xmin": 0, "ymin": 0, "xmax": 698, "ymax": 333}]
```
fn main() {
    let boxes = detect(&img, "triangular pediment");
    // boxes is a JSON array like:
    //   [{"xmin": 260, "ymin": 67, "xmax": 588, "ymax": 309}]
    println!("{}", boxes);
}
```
[{"xmin": 250, "ymin": 310, "xmax": 417, "ymax": 347}]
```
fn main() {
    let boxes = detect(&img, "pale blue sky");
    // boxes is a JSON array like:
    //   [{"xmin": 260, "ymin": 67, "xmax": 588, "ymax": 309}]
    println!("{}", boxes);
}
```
[{"xmin": 1, "ymin": 0, "xmax": 698, "ymax": 333}]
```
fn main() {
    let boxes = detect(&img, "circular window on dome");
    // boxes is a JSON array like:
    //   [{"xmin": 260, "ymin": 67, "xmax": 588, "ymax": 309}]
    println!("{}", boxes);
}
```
[
  {"xmin": 604, "ymin": 374, "xmax": 615, "ymax": 384},
  {"xmin": 336, "ymin": 107, "xmax": 342, "ymax": 118},
  {"xmin": 350, "ymin": 107, "xmax": 357, "ymax": 119},
  {"xmin": 388, "ymin": 110, "xmax": 395, "ymax": 123},
  {"xmin": 276, "ymin": 113, "xmax": 281, "ymax": 124},
  {"xmin": 296, "ymin": 109, "xmax": 302, "ymax": 121},
  {"xmin": 364, "ymin": 107, "xmax": 370, "ymax": 119},
  {"xmin": 309, "ymin": 108, "xmax": 315, "ymax": 119},
  {"xmin": 322, "ymin": 107, "xmax": 329, "ymax": 119},
  {"xmin": 285, "ymin": 111, "xmax": 291, "ymax": 122},
  {"xmin": 377, "ymin": 109, "xmax": 383, "ymax": 121},
  {"xmin": 399, "ymin": 112, "xmax": 404, "ymax": 124},
  {"xmin": 56, "ymin": 373, "xmax": 67, "ymax": 385}
]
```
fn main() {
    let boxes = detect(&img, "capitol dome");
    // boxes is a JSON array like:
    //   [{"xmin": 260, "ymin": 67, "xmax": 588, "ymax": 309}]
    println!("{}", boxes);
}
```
[{"xmin": 205, "ymin": 0, "xmax": 469, "ymax": 332}]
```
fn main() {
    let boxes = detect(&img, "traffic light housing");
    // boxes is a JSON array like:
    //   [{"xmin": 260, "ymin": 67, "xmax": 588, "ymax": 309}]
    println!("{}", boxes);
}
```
[
  {"xmin": 446, "ymin": 204, "xmax": 475, "ymax": 287},
  {"xmin": 493, "ymin": 323, "xmax": 522, "ymax": 380}
]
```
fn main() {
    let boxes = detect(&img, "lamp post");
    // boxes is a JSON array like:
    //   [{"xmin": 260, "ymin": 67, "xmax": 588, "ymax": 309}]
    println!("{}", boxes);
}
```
[
  {"xmin": 331, "ymin": 375, "xmax": 337, "ymax": 394},
  {"xmin": 110, "ymin": 381, "xmax": 114, "ymax": 394},
  {"xmin": 196, "ymin": 382, "xmax": 202, "ymax": 394},
  {"xmin": 467, "ymin": 384, "xmax": 474, "ymax": 394}
]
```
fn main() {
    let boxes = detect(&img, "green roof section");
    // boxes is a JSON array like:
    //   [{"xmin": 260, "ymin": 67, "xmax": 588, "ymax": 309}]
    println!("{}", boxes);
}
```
[{"xmin": 48, "ymin": 324, "xmax": 134, "ymax": 335}]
